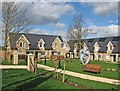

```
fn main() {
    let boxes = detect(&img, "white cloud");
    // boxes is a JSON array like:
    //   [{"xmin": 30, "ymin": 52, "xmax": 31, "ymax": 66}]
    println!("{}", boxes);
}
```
[
  {"xmin": 108, "ymin": 20, "xmax": 118, "ymax": 23},
  {"xmin": 29, "ymin": 28, "xmax": 50, "ymax": 35},
  {"xmin": 92, "ymin": 2, "xmax": 118, "ymax": 16},
  {"xmin": 82, "ymin": 2, "xmax": 118, "ymax": 16},
  {"xmin": 50, "ymin": 22, "xmax": 65, "ymax": 29},
  {"xmin": 88, "ymin": 24, "xmax": 118, "ymax": 38},
  {"xmin": 22, "ymin": 2, "xmax": 75, "ymax": 25}
]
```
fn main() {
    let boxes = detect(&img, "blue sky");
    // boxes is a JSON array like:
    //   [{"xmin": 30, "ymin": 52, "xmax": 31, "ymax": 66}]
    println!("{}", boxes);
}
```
[
  {"xmin": 22, "ymin": 2, "xmax": 118, "ymax": 40},
  {"xmin": 0, "ymin": 1, "xmax": 119, "ymax": 45}
]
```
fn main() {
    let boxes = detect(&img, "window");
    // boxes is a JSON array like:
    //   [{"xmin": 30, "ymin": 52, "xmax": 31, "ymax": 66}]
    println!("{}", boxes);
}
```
[
  {"xmin": 40, "ymin": 42, "xmax": 42, "ymax": 47},
  {"xmin": 55, "ymin": 43, "xmax": 57, "ymax": 48},
  {"xmin": 20, "ymin": 42, "xmax": 27, "ymax": 48},
  {"xmin": 58, "ymin": 52, "xmax": 61, "ymax": 55},
  {"xmin": 41, "ymin": 52, "xmax": 45, "ymax": 55},
  {"xmin": 61, "ymin": 43, "xmax": 64, "ymax": 48},
  {"xmin": 23, "ymin": 42, "xmax": 26, "ymax": 48},
  {"xmin": 18, "ymin": 50, "xmax": 22, "ymax": 54},
  {"xmin": 98, "ymin": 54, "xmax": 101, "ymax": 58},
  {"xmin": 20, "ymin": 42, "xmax": 22, "ymax": 47},
  {"xmin": 64, "ymin": 44, "xmax": 66, "ymax": 48},
  {"xmin": 95, "ymin": 47, "xmax": 99, "ymax": 52},
  {"xmin": 52, "ymin": 52, "xmax": 54, "ymax": 55},
  {"xmin": 106, "ymin": 54, "xmax": 110, "ymax": 59},
  {"xmin": 110, "ymin": 45, "xmax": 113, "ymax": 50}
]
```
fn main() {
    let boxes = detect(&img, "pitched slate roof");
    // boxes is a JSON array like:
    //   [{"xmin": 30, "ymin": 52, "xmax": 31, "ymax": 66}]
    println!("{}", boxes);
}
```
[
  {"xmin": 67, "ymin": 40, "xmax": 77, "ymax": 52},
  {"xmin": 9, "ymin": 33, "xmax": 63, "ymax": 50},
  {"xmin": 68, "ymin": 36, "xmax": 120, "ymax": 53}
]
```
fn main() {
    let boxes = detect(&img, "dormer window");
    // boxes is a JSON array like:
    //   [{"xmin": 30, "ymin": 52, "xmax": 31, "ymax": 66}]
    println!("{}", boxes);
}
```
[
  {"xmin": 55, "ymin": 43, "xmax": 57, "ymax": 48},
  {"xmin": 20, "ymin": 42, "xmax": 23, "ymax": 47},
  {"xmin": 61, "ymin": 43, "xmax": 67, "ymax": 48},
  {"xmin": 94, "ymin": 42, "xmax": 100, "ymax": 52},
  {"xmin": 110, "ymin": 45, "xmax": 112, "ymax": 50},
  {"xmin": 95, "ymin": 47, "xmax": 99, "ymax": 52},
  {"xmin": 61, "ymin": 43, "xmax": 64, "ymax": 48},
  {"xmin": 40, "ymin": 42, "xmax": 42, "ymax": 47},
  {"xmin": 19, "ymin": 42, "xmax": 26, "ymax": 48},
  {"xmin": 38, "ymin": 39, "xmax": 45, "ymax": 49},
  {"xmin": 107, "ymin": 41, "xmax": 114, "ymax": 53},
  {"xmin": 23, "ymin": 42, "xmax": 26, "ymax": 48}
]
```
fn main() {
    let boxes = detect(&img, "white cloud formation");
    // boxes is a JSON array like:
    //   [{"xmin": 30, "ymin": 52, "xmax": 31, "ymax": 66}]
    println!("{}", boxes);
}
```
[
  {"xmin": 29, "ymin": 28, "xmax": 50, "ymax": 35},
  {"xmin": 82, "ymin": 2, "xmax": 118, "ymax": 16},
  {"xmin": 108, "ymin": 20, "xmax": 118, "ymax": 23},
  {"xmin": 92, "ymin": 2, "xmax": 118, "ymax": 16},
  {"xmin": 88, "ymin": 24, "xmax": 118, "ymax": 38},
  {"xmin": 50, "ymin": 22, "xmax": 65, "ymax": 29},
  {"xmin": 22, "ymin": 2, "xmax": 75, "ymax": 25}
]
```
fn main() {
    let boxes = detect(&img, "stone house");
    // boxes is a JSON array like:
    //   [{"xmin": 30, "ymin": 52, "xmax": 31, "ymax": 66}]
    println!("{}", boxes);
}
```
[
  {"xmin": 67, "ymin": 36, "xmax": 120, "ymax": 63},
  {"xmin": 7, "ymin": 33, "xmax": 120, "ymax": 63},
  {"xmin": 8, "ymin": 33, "xmax": 70, "ymax": 60}
]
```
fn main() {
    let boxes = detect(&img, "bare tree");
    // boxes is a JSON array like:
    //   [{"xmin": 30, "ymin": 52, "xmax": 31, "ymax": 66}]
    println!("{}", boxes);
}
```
[
  {"xmin": 2, "ymin": 2, "xmax": 31, "ymax": 60},
  {"xmin": 67, "ymin": 14, "xmax": 90, "ymax": 58}
]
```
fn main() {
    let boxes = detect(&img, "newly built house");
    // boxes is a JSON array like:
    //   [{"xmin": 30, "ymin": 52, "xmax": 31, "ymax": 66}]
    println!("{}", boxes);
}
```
[
  {"xmin": 67, "ymin": 36, "xmax": 120, "ymax": 63},
  {"xmin": 7, "ymin": 33, "xmax": 70, "ymax": 60},
  {"xmin": 6, "ymin": 33, "xmax": 120, "ymax": 63}
]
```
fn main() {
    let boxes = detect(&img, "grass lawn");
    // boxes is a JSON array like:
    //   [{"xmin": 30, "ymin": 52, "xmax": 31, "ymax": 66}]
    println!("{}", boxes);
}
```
[
  {"xmin": 1, "ymin": 60, "xmax": 27, "ymax": 65},
  {"xmin": 37, "ymin": 68, "xmax": 119, "ymax": 90},
  {"xmin": 2, "ymin": 69, "xmax": 119, "ymax": 90},
  {"xmin": 2, "ymin": 69, "xmax": 78, "ymax": 90},
  {"xmin": 38, "ymin": 59, "xmax": 120, "ymax": 80}
]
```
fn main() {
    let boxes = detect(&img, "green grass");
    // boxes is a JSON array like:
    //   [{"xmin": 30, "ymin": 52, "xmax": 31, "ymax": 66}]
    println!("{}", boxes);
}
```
[
  {"xmin": 38, "ymin": 59, "xmax": 119, "ymax": 80},
  {"xmin": 2, "ymin": 69, "xmax": 119, "ymax": 90},
  {"xmin": 1, "ymin": 60, "xmax": 27, "ymax": 65},
  {"xmin": 37, "ymin": 68, "xmax": 119, "ymax": 90},
  {"xmin": 2, "ymin": 69, "xmax": 78, "ymax": 90}
]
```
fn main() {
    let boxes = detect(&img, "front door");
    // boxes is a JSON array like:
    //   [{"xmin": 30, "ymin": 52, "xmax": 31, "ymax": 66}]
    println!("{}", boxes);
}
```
[
  {"xmin": 113, "ymin": 55, "xmax": 116, "ymax": 62},
  {"xmin": 35, "ymin": 52, "xmax": 38, "ymax": 58}
]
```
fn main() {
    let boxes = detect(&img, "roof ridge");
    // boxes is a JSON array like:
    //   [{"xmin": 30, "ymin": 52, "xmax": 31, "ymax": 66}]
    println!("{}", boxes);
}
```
[
  {"xmin": 85, "ymin": 35, "xmax": 120, "ymax": 40},
  {"xmin": 9, "ymin": 32, "xmax": 61, "ymax": 37}
]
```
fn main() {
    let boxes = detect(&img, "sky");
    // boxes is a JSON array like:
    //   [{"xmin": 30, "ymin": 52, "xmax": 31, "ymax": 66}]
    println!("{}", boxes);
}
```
[{"xmin": 0, "ymin": 1, "xmax": 119, "ymax": 45}]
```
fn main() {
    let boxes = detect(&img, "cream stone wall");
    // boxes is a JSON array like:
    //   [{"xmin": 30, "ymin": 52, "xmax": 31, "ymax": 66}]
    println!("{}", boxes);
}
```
[
  {"xmin": 52, "ymin": 37, "xmax": 70, "ymax": 57},
  {"xmin": 16, "ymin": 36, "xmax": 29, "ymax": 55},
  {"xmin": 45, "ymin": 50, "xmax": 50, "ymax": 58}
]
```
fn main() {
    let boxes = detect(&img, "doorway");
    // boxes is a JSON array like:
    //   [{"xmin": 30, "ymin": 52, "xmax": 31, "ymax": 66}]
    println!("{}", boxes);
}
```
[
  {"xmin": 35, "ymin": 52, "xmax": 38, "ymax": 58},
  {"xmin": 113, "ymin": 55, "xmax": 116, "ymax": 62},
  {"xmin": 93, "ymin": 54, "xmax": 95, "ymax": 60}
]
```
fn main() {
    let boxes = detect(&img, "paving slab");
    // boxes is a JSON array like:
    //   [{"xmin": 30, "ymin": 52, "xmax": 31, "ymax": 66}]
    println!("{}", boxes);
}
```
[{"xmin": 0, "ymin": 65, "xmax": 28, "ymax": 69}]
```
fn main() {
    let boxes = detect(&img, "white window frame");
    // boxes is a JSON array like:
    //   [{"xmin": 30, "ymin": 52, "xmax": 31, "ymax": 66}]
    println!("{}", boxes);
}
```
[{"xmin": 38, "ymin": 39, "xmax": 45, "ymax": 48}]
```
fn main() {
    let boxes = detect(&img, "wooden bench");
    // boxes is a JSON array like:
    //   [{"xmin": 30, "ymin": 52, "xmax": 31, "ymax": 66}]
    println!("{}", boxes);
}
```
[{"xmin": 82, "ymin": 64, "xmax": 101, "ymax": 73}]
